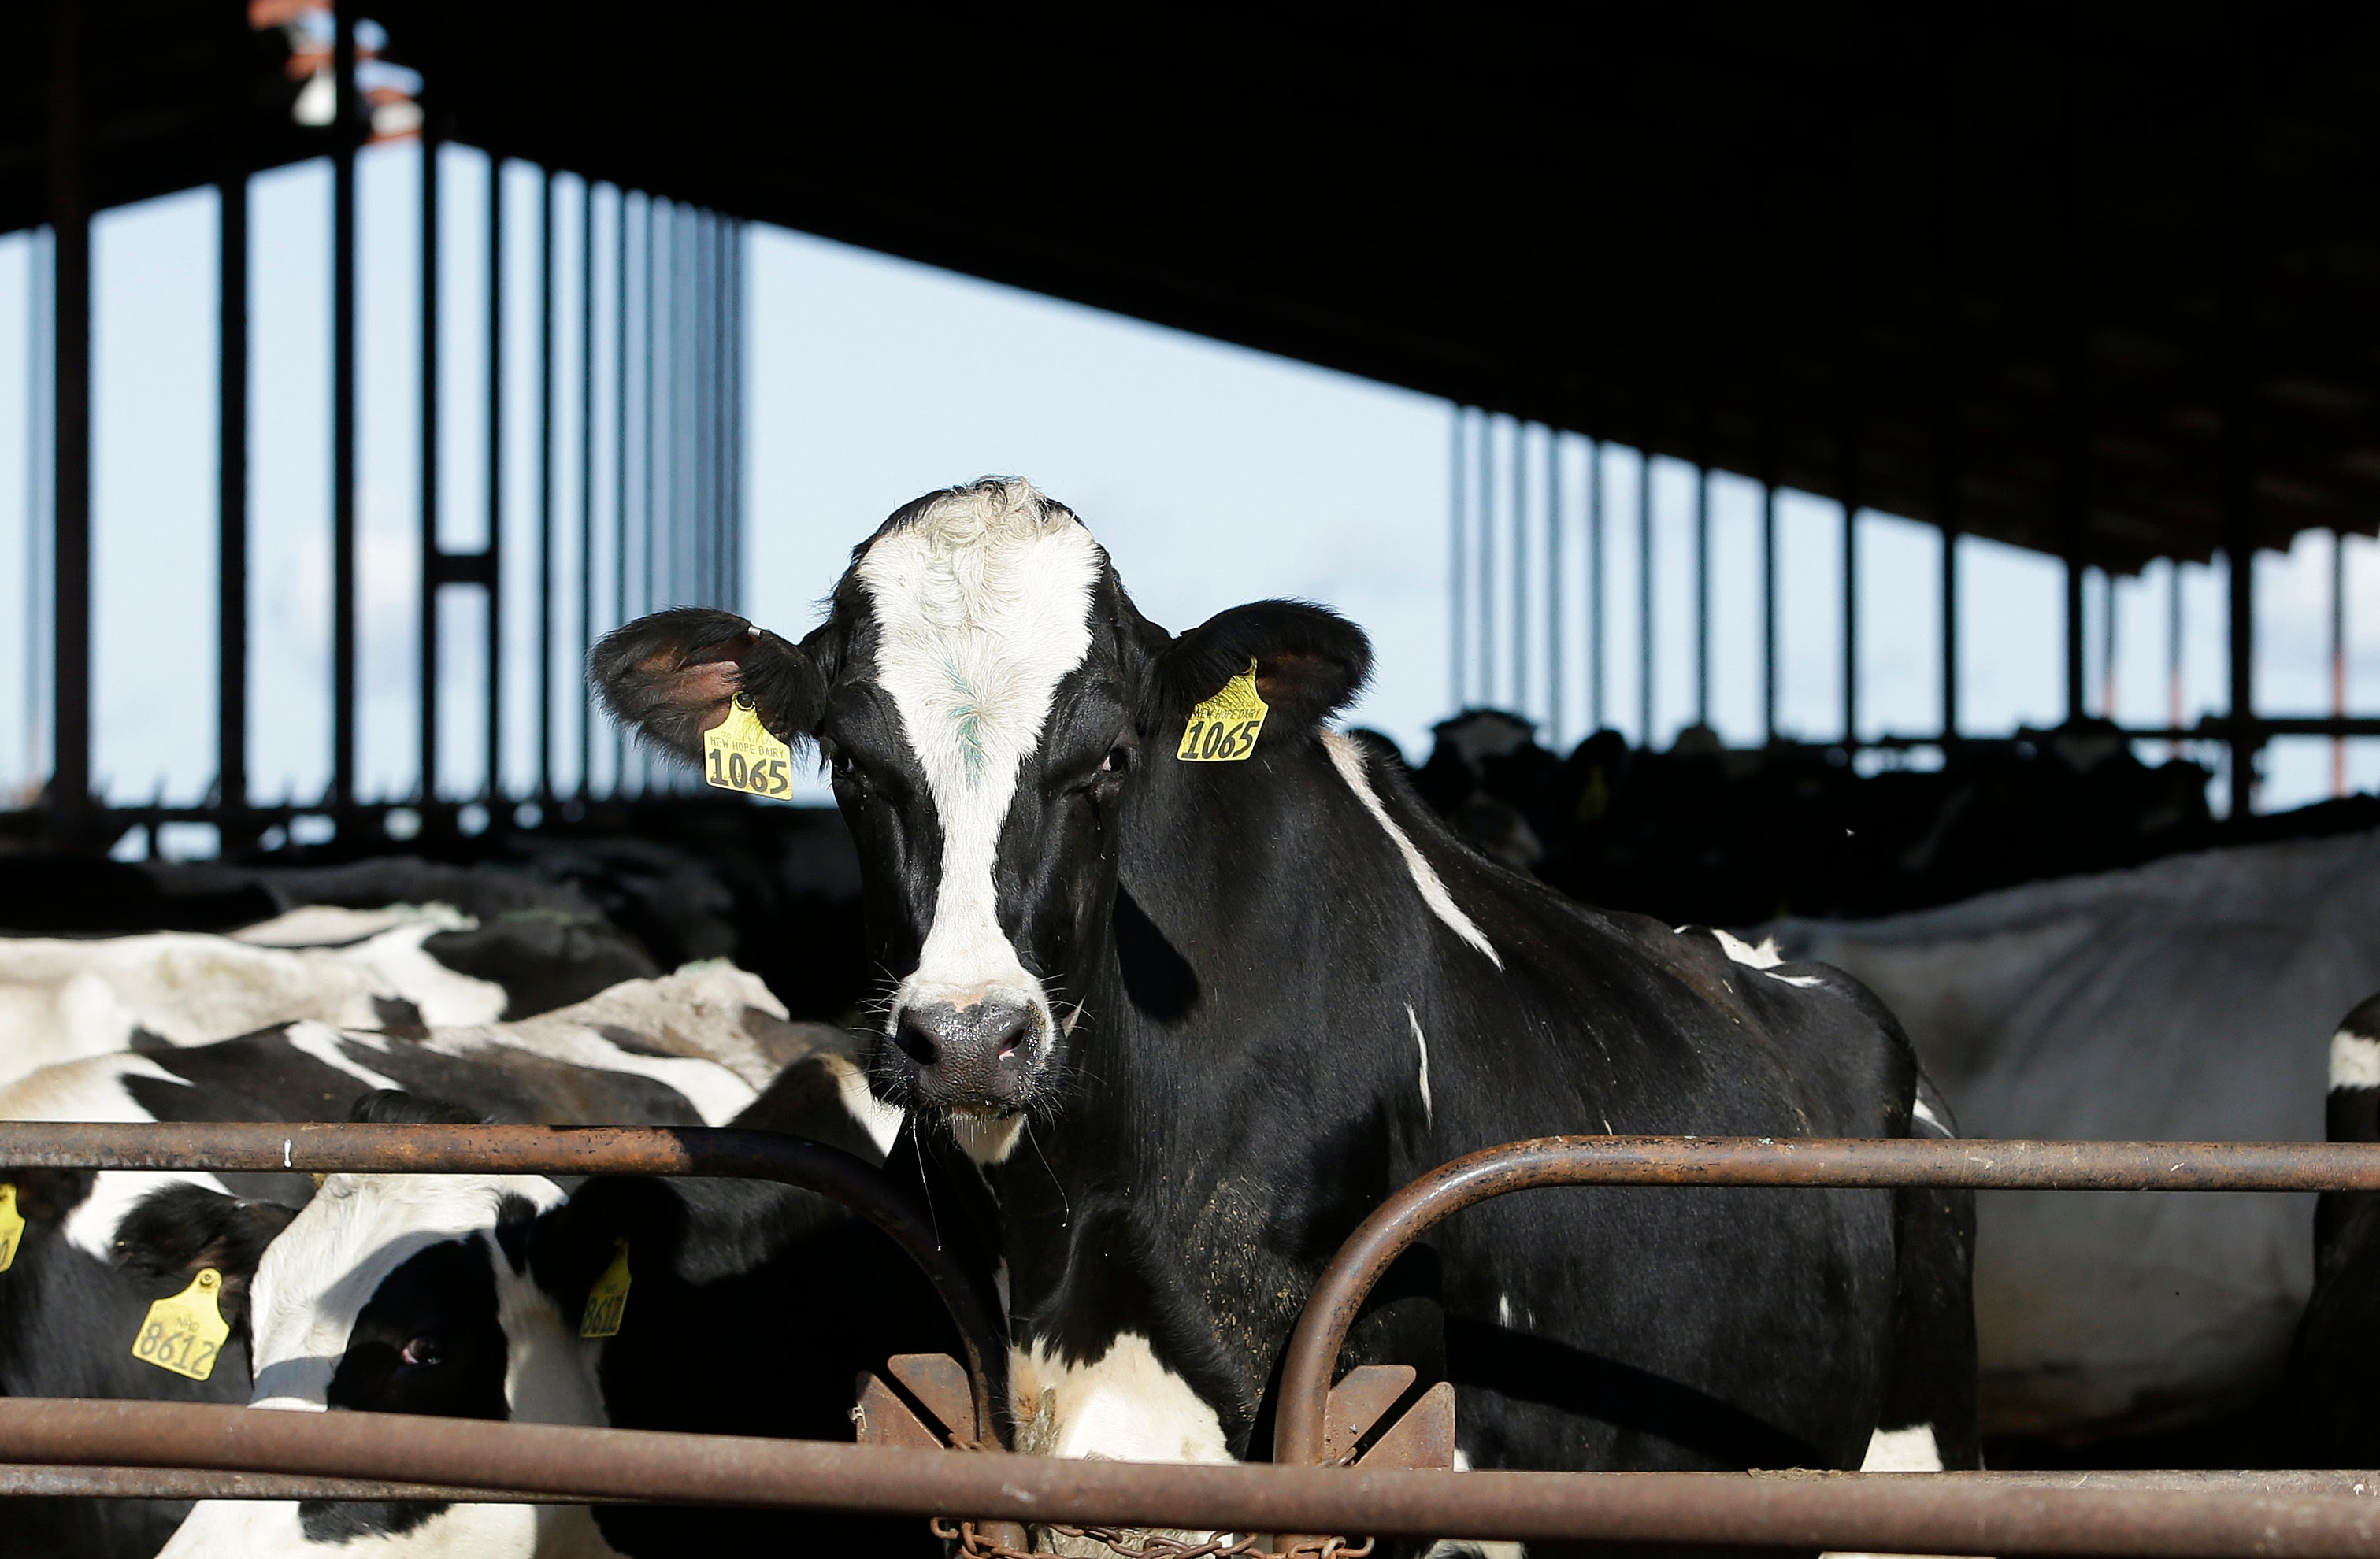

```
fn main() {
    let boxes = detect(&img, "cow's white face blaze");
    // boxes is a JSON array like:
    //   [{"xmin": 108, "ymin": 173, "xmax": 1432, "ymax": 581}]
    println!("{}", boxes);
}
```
[{"xmin": 851, "ymin": 483, "xmax": 1106, "ymax": 1120}]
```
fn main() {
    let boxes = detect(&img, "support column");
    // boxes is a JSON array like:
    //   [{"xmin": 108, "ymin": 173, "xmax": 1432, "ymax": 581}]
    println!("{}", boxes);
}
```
[
  {"xmin": 330, "ymin": 2, "xmax": 358, "ymax": 808},
  {"xmin": 48, "ymin": 0, "xmax": 91, "ymax": 820},
  {"xmin": 1449, "ymin": 409, "xmax": 1466, "ymax": 708}
]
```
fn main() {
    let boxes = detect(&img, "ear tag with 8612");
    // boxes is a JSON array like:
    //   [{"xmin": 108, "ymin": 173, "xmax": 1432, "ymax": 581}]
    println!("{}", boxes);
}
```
[
  {"xmin": 132, "ymin": 1268, "xmax": 231, "ymax": 1381},
  {"xmin": 703, "ymin": 694, "xmax": 793, "ymax": 798},
  {"xmin": 1177, "ymin": 660, "xmax": 1269, "ymax": 762},
  {"xmin": 0, "ymin": 1183, "xmax": 22, "ymax": 1272},
  {"xmin": 580, "ymin": 1239, "xmax": 632, "ymax": 1339}
]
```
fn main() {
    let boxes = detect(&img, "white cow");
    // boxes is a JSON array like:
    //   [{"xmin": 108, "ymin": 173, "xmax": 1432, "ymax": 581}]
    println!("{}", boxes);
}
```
[{"xmin": 1766, "ymin": 825, "xmax": 2380, "ymax": 1442}]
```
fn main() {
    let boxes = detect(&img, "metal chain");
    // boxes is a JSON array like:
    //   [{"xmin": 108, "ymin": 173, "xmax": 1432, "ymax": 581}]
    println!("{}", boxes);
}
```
[{"xmin": 931, "ymin": 1516, "xmax": 1374, "ymax": 1559}]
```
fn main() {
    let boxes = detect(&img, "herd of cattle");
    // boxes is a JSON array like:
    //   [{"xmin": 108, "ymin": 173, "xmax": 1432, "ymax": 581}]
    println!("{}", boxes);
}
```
[{"xmin": 4, "ymin": 478, "xmax": 2380, "ymax": 1559}]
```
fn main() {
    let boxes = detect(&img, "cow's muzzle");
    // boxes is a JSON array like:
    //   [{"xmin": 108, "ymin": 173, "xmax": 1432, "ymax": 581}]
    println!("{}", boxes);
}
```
[{"xmin": 890, "ymin": 996, "xmax": 1041, "ymax": 1109}]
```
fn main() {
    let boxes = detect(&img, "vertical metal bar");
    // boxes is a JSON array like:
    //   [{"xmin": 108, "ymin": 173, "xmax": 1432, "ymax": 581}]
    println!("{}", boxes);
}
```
[
  {"xmin": 611, "ymin": 188, "xmax": 630, "ymax": 794},
  {"xmin": 2334, "ymin": 529, "xmax": 2348, "ymax": 798},
  {"xmin": 2220, "ymin": 21, "xmax": 2257, "ymax": 817},
  {"xmin": 2100, "ymin": 570, "xmax": 2118, "ymax": 720},
  {"xmin": 1694, "ymin": 463, "xmax": 1710, "ymax": 731},
  {"xmin": 1838, "ymin": 348, "xmax": 1861, "ymax": 746},
  {"xmin": 695, "ymin": 213, "xmax": 714, "ymax": 607},
  {"xmin": 1512, "ymin": 423, "xmax": 1529, "ymax": 717},
  {"xmin": 1476, "ymin": 413, "xmax": 1494, "ymax": 705},
  {"xmin": 638, "ymin": 195, "xmax": 658, "ymax": 793},
  {"xmin": 1546, "ymin": 428, "xmax": 1563, "ymax": 750},
  {"xmin": 485, "ymin": 157, "xmax": 505, "ymax": 804},
  {"xmin": 1933, "ymin": 113, "xmax": 1963, "ymax": 745},
  {"xmin": 216, "ymin": 113, "xmax": 249, "ymax": 827},
  {"xmin": 577, "ymin": 177, "xmax": 595, "ymax": 800},
  {"xmin": 1588, "ymin": 439, "xmax": 1604, "ymax": 733},
  {"xmin": 2168, "ymin": 559, "xmax": 2185, "ymax": 754},
  {"xmin": 418, "ymin": 127, "xmax": 439, "ymax": 801},
  {"xmin": 728, "ymin": 220, "xmax": 745, "ymax": 614},
  {"xmin": 1637, "ymin": 447, "xmax": 1653, "ymax": 746},
  {"xmin": 330, "ymin": 1, "xmax": 358, "ymax": 809},
  {"xmin": 537, "ymin": 167, "xmax": 555, "ymax": 802},
  {"xmin": 48, "ymin": 0, "xmax": 91, "ymax": 822},
  {"xmin": 1761, "ymin": 350, "xmax": 1779, "ymax": 745},
  {"xmin": 1450, "ymin": 409, "xmax": 1466, "ymax": 710},
  {"xmin": 2059, "ymin": 71, "xmax": 2089, "ymax": 730}
]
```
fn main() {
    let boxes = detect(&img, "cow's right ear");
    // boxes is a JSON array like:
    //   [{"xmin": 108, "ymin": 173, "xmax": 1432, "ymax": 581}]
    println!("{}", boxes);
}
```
[{"xmin": 591, "ymin": 608, "xmax": 826, "ymax": 761}]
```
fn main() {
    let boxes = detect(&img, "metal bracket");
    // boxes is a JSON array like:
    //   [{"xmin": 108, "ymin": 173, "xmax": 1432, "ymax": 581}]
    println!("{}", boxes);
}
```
[
  {"xmin": 1321, "ymin": 1364, "xmax": 1456, "ymax": 1470},
  {"xmin": 852, "ymin": 1353, "xmax": 1029, "ymax": 1553}
]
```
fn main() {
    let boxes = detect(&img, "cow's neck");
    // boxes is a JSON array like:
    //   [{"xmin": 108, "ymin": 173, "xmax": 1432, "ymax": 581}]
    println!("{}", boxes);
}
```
[{"xmin": 992, "ymin": 729, "xmax": 1454, "ymax": 1457}]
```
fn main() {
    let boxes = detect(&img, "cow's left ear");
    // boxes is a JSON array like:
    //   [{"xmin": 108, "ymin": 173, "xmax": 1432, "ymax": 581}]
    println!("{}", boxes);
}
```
[
  {"xmin": 1152, "ymin": 599, "xmax": 1372, "ymax": 735},
  {"xmin": 112, "ymin": 1183, "xmax": 299, "ymax": 1331},
  {"xmin": 591, "ymin": 607, "xmax": 827, "ymax": 761}
]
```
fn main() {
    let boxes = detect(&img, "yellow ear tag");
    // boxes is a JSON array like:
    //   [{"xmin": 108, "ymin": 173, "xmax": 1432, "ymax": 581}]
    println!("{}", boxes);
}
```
[
  {"xmin": 132, "ymin": 1268, "xmax": 231, "ymax": 1381},
  {"xmin": 0, "ymin": 1183, "xmax": 24, "ymax": 1272},
  {"xmin": 580, "ymin": 1239, "xmax": 631, "ymax": 1339},
  {"xmin": 702, "ymin": 694, "xmax": 794, "ymax": 798},
  {"xmin": 1177, "ymin": 660, "xmax": 1269, "ymax": 762}
]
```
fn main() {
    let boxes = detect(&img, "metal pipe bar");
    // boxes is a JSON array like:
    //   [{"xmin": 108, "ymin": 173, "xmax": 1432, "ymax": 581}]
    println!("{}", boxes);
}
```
[
  {"xmin": 1474, "ymin": 411, "xmax": 1492, "ymax": 706},
  {"xmin": 2220, "ymin": 22, "xmax": 2259, "ymax": 818},
  {"xmin": 1275, "ymin": 1134, "xmax": 2380, "ymax": 1469},
  {"xmin": 1512, "ymin": 421, "xmax": 1529, "ymax": 716},
  {"xmin": 331, "ymin": 1, "xmax": 358, "ymax": 809},
  {"xmin": 0, "ymin": 1120, "xmax": 1001, "ymax": 1445},
  {"xmin": 1546, "ymin": 428, "xmax": 1562, "ymax": 750},
  {"xmin": 537, "ymin": 167, "xmax": 556, "ymax": 800},
  {"xmin": 1449, "ymin": 409, "xmax": 1466, "ymax": 706},
  {"xmin": 11, "ymin": 1461, "xmax": 2371, "ymax": 1506},
  {"xmin": 1587, "ymin": 436, "xmax": 1603, "ymax": 733},
  {"xmin": 418, "ymin": 129, "xmax": 440, "ymax": 802},
  {"xmin": 1694, "ymin": 461, "xmax": 1710, "ymax": 729},
  {"xmin": 8, "ymin": 1398, "xmax": 2380, "ymax": 1557},
  {"xmin": 49, "ymin": 0, "xmax": 91, "ymax": 822},
  {"xmin": 216, "ymin": 145, "xmax": 249, "ymax": 830},
  {"xmin": 576, "ymin": 176, "xmax": 595, "ymax": 798},
  {"xmin": 2334, "ymin": 528, "xmax": 2348, "ymax": 798},
  {"xmin": 0, "ymin": 1464, "xmax": 614, "ymax": 1502},
  {"xmin": 485, "ymin": 156, "xmax": 506, "ymax": 804},
  {"xmin": 1637, "ymin": 446, "xmax": 1652, "ymax": 745}
]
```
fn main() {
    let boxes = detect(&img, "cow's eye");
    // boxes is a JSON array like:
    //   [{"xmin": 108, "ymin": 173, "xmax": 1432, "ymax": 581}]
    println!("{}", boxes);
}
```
[
  {"xmin": 399, "ymin": 1336, "xmax": 443, "ymax": 1368},
  {"xmin": 1099, "ymin": 745, "xmax": 1132, "ymax": 776}
]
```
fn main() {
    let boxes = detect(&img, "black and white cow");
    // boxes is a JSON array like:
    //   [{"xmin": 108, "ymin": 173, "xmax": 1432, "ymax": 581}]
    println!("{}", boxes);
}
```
[
  {"xmin": 595, "ymin": 479, "xmax": 1979, "ymax": 1515},
  {"xmin": 2285, "ymin": 991, "xmax": 2380, "ymax": 1462},
  {"xmin": 0, "ymin": 965, "xmax": 821, "ymax": 1559},
  {"xmin": 155, "ymin": 1058, "xmax": 972, "ymax": 1559}
]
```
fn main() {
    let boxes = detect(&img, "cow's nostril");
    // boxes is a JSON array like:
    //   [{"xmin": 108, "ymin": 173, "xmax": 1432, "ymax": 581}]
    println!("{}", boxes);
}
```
[{"xmin": 893, "ymin": 1010, "xmax": 941, "ymax": 1068}]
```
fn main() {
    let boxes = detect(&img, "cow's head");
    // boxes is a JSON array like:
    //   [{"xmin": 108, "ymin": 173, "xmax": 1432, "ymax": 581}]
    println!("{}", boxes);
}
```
[
  {"xmin": 594, "ymin": 478, "xmax": 1368, "ymax": 1157},
  {"xmin": 157, "ymin": 1095, "xmax": 614, "ymax": 1558}
]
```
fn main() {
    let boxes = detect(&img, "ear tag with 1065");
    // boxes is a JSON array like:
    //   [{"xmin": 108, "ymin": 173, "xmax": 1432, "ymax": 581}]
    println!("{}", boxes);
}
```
[
  {"xmin": 1177, "ymin": 660, "xmax": 1269, "ymax": 762},
  {"xmin": 132, "ymin": 1268, "xmax": 231, "ymax": 1381},
  {"xmin": 703, "ymin": 694, "xmax": 794, "ymax": 798},
  {"xmin": 580, "ymin": 1239, "xmax": 632, "ymax": 1339},
  {"xmin": 0, "ymin": 1183, "xmax": 23, "ymax": 1272}
]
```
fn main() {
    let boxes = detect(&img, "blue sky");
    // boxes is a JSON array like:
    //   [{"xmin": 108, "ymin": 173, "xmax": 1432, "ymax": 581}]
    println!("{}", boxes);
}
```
[{"xmin": 3, "ymin": 142, "xmax": 2378, "ymax": 824}]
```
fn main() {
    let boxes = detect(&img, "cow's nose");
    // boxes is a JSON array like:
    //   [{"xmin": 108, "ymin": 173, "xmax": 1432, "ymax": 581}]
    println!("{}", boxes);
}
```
[{"xmin": 894, "ymin": 998, "xmax": 1036, "ymax": 1105}]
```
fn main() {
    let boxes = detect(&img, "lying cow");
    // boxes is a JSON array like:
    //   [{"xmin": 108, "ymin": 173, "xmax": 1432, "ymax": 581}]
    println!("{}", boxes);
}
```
[
  {"xmin": 155, "ymin": 1064, "xmax": 967, "ymax": 1559},
  {"xmin": 1766, "ymin": 825, "xmax": 2380, "ymax": 1446},
  {"xmin": 0, "ymin": 897, "xmax": 666, "ymax": 1091},
  {"xmin": 595, "ymin": 477, "xmax": 1979, "ymax": 1524},
  {"xmin": 0, "ymin": 964, "xmax": 825, "ymax": 1559}
]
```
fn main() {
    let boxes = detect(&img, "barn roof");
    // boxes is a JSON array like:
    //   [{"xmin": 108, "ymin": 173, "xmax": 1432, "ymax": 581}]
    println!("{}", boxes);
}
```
[{"xmin": 10, "ymin": 3, "xmax": 2379, "ymax": 573}]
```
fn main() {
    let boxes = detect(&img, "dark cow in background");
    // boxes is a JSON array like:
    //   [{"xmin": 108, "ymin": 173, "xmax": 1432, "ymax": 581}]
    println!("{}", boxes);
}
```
[
  {"xmin": 1764, "ymin": 828, "xmax": 2380, "ymax": 1454},
  {"xmin": 597, "ymin": 478, "xmax": 1979, "ymax": 1542},
  {"xmin": 155, "ymin": 1059, "xmax": 975, "ymax": 1559},
  {"xmin": 0, "ymin": 966, "xmax": 825, "ymax": 1559}
]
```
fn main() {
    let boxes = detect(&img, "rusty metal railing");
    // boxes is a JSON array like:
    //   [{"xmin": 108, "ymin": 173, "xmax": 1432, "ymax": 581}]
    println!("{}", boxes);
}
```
[
  {"xmin": 1273, "ymin": 1135, "xmax": 2380, "ymax": 1469},
  {"xmin": 0, "ymin": 1120, "xmax": 1004, "ymax": 1447},
  {"xmin": 11, "ymin": 1128, "xmax": 2380, "ymax": 1555},
  {"xmin": 3, "ymin": 1398, "xmax": 2380, "ymax": 1555}
]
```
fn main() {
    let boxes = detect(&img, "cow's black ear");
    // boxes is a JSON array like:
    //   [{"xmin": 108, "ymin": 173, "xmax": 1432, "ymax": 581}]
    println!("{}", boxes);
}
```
[
  {"xmin": 1153, "ymin": 599, "xmax": 1372, "ymax": 735},
  {"xmin": 591, "ymin": 608, "xmax": 825, "ymax": 761},
  {"xmin": 524, "ymin": 1176, "xmax": 689, "ymax": 1325},
  {"xmin": 112, "ymin": 1182, "xmax": 298, "ymax": 1331}
]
